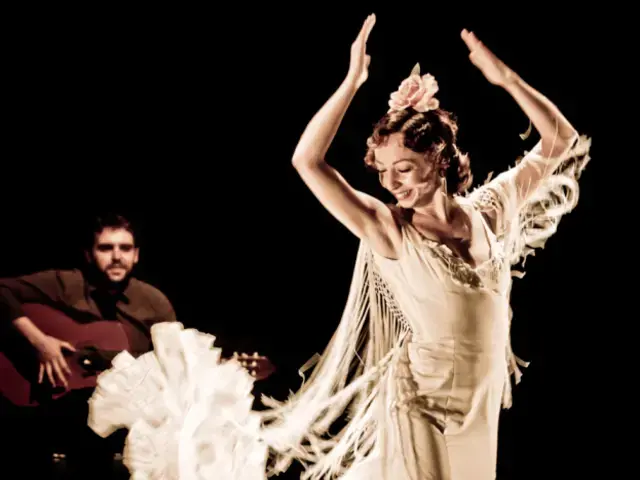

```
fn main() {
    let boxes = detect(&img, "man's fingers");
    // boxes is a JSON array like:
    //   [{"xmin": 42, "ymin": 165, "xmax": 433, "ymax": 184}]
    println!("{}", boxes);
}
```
[
  {"xmin": 38, "ymin": 363, "xmax": 44, "ymax": 384},
  {"xmin": 59, "ymin": 354, "xmax": 72, "ymax": 374},
  {"xmin": 61, "ymin": 341, "xmax": 76, "ymax": 352},
  {"xmin": 53, "ymin": 361, "xmax": 69, "ymax": 389},
  {"xmin": 46, "ymin": 363, "xmax": 55, "ymax": 387}
]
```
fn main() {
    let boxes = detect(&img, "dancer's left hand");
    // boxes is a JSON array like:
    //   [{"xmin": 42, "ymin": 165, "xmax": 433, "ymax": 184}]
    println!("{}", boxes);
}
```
[{"xmin": 461, "ymin": 29, "xmax": 516, "ymax": 87}]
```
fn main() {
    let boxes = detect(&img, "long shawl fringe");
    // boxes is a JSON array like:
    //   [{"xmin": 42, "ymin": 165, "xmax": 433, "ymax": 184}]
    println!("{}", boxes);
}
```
[
  {"xmin": 259, "ymin": 243, "xmax": 411, "ymax": 479},
  {"xmin": 468, "ymin": 134, "xmax": 592, "ymax": 408}
]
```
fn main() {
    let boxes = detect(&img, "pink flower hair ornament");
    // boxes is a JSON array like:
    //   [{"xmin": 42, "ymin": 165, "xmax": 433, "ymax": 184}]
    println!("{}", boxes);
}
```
[{"xmin": 387, "ymin": 63, "xmax": 440, "ymax": 113}]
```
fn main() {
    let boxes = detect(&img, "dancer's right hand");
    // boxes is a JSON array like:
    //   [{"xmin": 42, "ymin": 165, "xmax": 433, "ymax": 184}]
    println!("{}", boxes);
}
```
[{"xmin": 346, "ymin": 14, "xmax": 376, "ymax": 89}]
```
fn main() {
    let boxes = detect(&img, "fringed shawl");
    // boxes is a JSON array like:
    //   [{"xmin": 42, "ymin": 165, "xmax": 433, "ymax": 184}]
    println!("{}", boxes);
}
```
[
  {"xmin": 259, "ymin": 240, "xmax": 412, "ymax": 479},
  {"xmin": 468, "ymin": 134, "xmax": 592, "ymax": 408}
]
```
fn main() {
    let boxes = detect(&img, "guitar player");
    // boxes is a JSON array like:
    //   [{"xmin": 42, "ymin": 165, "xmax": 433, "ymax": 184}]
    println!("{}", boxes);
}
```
[{"xmin": 0, "ymin": 213, "xmax": 178, "ymax": 478}]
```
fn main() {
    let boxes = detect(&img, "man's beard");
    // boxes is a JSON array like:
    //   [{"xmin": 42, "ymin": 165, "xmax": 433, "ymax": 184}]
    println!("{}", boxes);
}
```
[
  {"xmin": 107, "ymin": 265, "xmax": 129, "ymax": 276},
  {"xmin": 101, "ymin": 263, "xmax": 132, "ymax": 286}
]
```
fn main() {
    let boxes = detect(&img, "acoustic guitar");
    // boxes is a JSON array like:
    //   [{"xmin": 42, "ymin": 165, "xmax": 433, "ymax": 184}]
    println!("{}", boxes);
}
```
[{"xmin": 0, "ymin": 303, "xmax": 275, "ymax": 407}]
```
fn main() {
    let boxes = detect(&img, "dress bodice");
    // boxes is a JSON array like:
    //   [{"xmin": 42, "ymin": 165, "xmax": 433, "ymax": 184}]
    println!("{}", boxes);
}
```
[{"xmin": 370, "ymin": 202, "xmax": 513, "ymax": 352}]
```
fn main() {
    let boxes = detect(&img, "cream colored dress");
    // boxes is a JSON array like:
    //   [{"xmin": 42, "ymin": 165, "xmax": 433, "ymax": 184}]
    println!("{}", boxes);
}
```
[
  {"xmin": 260, "ymin": 135, "xmax": 592, "ymax": 480},
  {"xmin": 336, "ymin": 197, "xmax": 515, "ymax": 480}
]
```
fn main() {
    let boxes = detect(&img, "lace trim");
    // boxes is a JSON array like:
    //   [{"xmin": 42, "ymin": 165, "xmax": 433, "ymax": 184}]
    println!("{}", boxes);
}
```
[{"xmin": 416, "ymin": 236, "xmax": 507, "ymax": 291}]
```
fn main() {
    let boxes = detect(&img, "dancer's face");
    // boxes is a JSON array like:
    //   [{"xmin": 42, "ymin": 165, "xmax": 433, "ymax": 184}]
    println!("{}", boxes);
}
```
[{"xmin": 373, "ymin": 133, "xmax": 440, "ymax": 208}]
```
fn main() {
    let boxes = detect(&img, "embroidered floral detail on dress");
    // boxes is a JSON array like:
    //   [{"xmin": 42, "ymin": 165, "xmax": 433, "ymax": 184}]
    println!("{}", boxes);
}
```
[{"xmin": 418, "ymin": 237, "xmax": 506, "ymax": 292}]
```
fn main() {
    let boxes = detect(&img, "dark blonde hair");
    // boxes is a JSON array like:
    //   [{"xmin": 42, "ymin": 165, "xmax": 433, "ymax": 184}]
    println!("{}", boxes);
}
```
[{"xmin": 364, "ymin": 107, "xmax": 473, "ymax": 195}]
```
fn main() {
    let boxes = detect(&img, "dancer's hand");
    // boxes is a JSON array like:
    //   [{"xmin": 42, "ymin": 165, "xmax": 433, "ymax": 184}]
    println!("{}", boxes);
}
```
[
  {"xmin": 346, "ymin": 14, "xmax": 376, "ymax": 89},
  {"xmin": 461, "ymin": 29, "xmax": 516, "ymax": 88}
]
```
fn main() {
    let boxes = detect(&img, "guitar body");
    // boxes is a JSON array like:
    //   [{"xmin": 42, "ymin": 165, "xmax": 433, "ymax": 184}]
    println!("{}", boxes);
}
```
[
  {"xmin": 0, "ymin": 303, "xmax": 276, "ymax": 408},
  {"xmin": 0, "ymin": 303, "xmax": 131, "ymax": 407}
]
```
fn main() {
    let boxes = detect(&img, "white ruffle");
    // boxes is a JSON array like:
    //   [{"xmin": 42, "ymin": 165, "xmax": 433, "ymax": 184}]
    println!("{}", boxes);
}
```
[{"xmin": 87, "ymin": 322, "xmax": 267, "ymax": 480}]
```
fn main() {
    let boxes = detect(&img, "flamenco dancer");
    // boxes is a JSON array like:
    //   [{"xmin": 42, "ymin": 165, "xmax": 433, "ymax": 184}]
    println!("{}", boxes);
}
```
[{"xmin": 259, "ymin": 13, "xmax": 590, "ymax": 480}]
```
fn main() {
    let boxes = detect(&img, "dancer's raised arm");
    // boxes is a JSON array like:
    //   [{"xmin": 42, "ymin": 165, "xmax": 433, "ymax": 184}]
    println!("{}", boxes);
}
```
[
  {"xmin": 292, "ymin": 15, "xmax": 400, "ymax": 257},
  {"xmin": 292, "ymin": 15, "xmax": 375, "ymax": 169},
  {"xmin": 462, "ymin": 29, "xmax": 586, "ymax": 230}
]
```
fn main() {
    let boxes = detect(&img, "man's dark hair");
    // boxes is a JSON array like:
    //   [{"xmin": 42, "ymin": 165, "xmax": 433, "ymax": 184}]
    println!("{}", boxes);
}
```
[{"xmin": 84, "ymin": 212, "xmax": 137, "ymax": 250}]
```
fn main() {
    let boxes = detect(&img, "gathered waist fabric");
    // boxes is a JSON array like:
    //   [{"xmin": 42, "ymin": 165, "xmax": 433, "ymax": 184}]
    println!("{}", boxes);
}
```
[{"xmin": 394, "ymin": 339, "xmax": 507, "ymax": 434}]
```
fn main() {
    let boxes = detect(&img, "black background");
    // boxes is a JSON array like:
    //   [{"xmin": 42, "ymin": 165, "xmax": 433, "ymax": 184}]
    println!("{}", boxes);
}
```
[{"xmin": 1, "ymin": 4, "xmax": 613, "ymax": 479}]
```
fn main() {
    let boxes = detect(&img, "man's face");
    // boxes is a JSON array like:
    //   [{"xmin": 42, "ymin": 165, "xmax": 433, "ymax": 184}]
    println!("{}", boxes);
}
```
[{"xmin": 88, "ymin": 227, "xmax": 139, "ymax": 283}]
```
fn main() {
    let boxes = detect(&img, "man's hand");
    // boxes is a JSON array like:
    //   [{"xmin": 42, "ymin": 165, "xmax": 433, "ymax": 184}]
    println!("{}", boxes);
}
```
[
  {"xmin": 33, "ymin": 334, "xmax": 76, "ymax": 389},
  {"xmin": 12, "ymin": 315, "xmax": 77, "ymax": 389}
]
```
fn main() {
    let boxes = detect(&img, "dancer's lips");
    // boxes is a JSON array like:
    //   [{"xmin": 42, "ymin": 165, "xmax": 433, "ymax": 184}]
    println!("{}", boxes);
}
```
[{"xmin": 395, "ymin": 190, "xmax": 411, "ymax": 200}]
